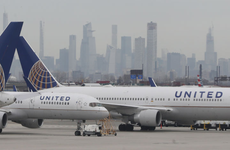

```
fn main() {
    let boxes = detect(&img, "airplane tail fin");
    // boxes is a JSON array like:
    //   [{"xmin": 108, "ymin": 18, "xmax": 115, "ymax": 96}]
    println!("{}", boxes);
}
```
[
  {"xmin": 0, "ymin": 22, "xmax": 23, "ymax": 91},
  {"xmin": 17, "ymin": 36, "xmax": 61, "ymax": 91},
  {"xmin": 13, "ymin": 85, "xmax": 17, "ymax": 92},
  {"xmin": 148, "ymin": 77, "xmax": 157, "ymax": 87}
]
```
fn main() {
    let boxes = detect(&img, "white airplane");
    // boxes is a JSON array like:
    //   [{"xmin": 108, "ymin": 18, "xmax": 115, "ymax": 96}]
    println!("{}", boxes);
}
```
[
  {"xmin": 2, "ymin": 91, "xmax": 108, "ymax": 135},
  {"xmin": 14, "ymin": 26, "xmax": 230, "ymax": 132},
  {"xmin": 0, "ymin": 23, "xmax": 109, "ymax": 136}
]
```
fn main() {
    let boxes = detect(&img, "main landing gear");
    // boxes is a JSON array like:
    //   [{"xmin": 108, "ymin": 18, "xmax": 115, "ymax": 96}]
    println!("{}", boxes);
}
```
[
  {"xmin": 0, "ymin": 129, "xmax": 2, "ymax": 133},
  {"xmin": 140, "ymin": 126, "xmax": 156, "ymax": 131},
  {"xmin": 119, "ymin": 124, "xmax": 134, "ymax": 131},
  {"xmin": 118, "ymin": 124, "xmax": 156, "ymax": 131}
]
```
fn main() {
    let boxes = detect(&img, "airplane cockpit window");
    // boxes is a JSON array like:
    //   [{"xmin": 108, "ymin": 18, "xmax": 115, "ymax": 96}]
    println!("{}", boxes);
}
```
[{"xmin": 89, "ymin": 102, "xmax": 102, "ymax": 107}]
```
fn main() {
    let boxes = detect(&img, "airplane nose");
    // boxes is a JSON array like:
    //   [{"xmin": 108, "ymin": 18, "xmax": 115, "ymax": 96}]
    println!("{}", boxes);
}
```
[{"xmin": 101, "ymin": 107, "xmax": 109, "ymax": 118}]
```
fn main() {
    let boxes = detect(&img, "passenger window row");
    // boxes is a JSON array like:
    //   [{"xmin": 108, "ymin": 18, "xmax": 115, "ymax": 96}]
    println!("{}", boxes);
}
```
[
  {"xmin": 193, "ymin": 99, "xmax": 222, "ymax": 102},
  {"xmin": 15, "ymin": 101, "xmax": 22, "ymax": 104},
  {"xmin": 172, "ymin": 98, "xmax": 222, "ymax": 102},
  {"xmin": 155, "ymin": 98, "xmax": 166, "ymax": 101},
  {"xmin": 173, "ymin": 98, "xmax": 190, "ymax": 101},
  {"xmin": 41, "ymin": 101, "xmax": 70, "ymax": 105},
  {"xmin": 96, "ymin": 97, "xmax": 148, "ymax": 101}
]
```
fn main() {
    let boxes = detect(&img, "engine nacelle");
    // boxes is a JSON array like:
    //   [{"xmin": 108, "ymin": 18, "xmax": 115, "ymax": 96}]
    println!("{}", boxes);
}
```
[
  {"xmin": 133, "ymin": 110, "xmax": 162, "ymax": 127},
  {"xmin": 0, "ymin": 112, "xmax": 7, "ymax": 129},
  {"xmin": 13, "ymin": 119, "xmax": 43, "ymax": 128}
]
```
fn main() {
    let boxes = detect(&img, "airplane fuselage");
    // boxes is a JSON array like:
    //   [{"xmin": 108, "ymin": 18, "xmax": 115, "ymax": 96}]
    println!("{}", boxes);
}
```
[
  {"xmin": 3, "ymin": 92, "xmax": 108, "ymax": 121},
  {"xmin": 40, "ymin": 86, "xmax": 230, "ymax": 124}
]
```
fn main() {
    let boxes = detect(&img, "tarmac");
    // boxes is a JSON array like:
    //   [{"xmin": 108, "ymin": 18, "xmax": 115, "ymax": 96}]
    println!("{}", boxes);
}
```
[{"xmin": 1, "ymin": 120, "xmax": 230, "ymax": 150}]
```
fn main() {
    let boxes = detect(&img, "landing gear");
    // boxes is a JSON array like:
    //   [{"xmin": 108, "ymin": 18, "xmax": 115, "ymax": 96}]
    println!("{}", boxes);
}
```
[
  {"xmin": 75, "ymin": 131, "xmax": 81, "ymax": 136},
  {"xmin": 118, "ymin": 124, "xmax": 134, "ymax": 131},
  {"xmin": 141, "ymin": 126, "xmax": 156, "ymax": 131},
  {"xmin": 0, "ymin": 129, "xmax": 2, "ymax": 133},
  {"xmin": 74, "ymin": 120, "xmax": 83, "ymax": 136}
]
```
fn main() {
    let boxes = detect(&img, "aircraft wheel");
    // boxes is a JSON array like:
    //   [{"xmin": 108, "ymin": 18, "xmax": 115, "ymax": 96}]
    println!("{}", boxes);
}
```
[
  {"xmin": 75, "ymin": 131, "xmax": 81, "ymax": 136},
  {"xmin": 141, "ymin": 126, "xmax": 155, "ymax": 131},
  {"xmin": 141, "ymin": 126, "xmax": 147, "ymax": 131},
  {"xmin": 83, "ymin": 132, "xmax": 86, "ymax": 136},
  {"xmin": 119, "ymin": 124, "xmax": 126, "ymax": 131},
  {"xmin": 0, "ymin": 129, "xmax": 2, "ymax": 133},
  {"xmin": 149, "ymin": 127, "xmax": 156, "ymax": 131},
  {"xmin": 126, "ymin": 124, "xmax": 134, "ymax": 131}
]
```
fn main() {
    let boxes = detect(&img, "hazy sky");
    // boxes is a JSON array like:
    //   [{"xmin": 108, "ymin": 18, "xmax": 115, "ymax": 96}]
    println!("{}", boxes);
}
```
[{"xmin": 1, "ymin": 0, "xmax": 230, "ymax": 61}]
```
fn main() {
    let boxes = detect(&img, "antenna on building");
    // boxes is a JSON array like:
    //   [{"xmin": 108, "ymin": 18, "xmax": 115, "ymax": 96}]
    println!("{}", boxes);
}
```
[{"xmin": 39, "ymin": 21, "xmax": 44, "ymax": 59}]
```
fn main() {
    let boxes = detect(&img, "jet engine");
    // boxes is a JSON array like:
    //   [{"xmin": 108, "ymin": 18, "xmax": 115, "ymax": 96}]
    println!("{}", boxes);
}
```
[
  {"xmin": 133, "ymin": 110, "xmax": 162, "ymax": 127},
  {"xmin": 13, "ymin": 119, "xmax": 43, "ymax": 128},
  {"xmin": 0, "ymin": 112, "xmax": 7, "ymax": 129}
]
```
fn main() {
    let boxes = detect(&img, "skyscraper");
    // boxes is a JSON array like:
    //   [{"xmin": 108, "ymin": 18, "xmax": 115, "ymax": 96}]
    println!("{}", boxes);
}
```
[
  {"xmin": 134, "ymin": 37, "xmax": 145, "ymax": 69},
  {"xmin": 146, "ymin": 22, "xmax": 157, "ymax": 78},
  {"xmin": 121, "ymin": 36, "xmax": 132, "ymax": 70},
  {"xmin": 80, "ymin": 23, "xmax": 97, "ymax": 77},
  {"xmin": 39, "ymin": 21, "xmax": 44, "ymax": 59},
  {"xmin": 167, "ymin": 53, "xmax": 182, "ymax": 77},
  {"xmin": 105, "ymin": 45, "xmax": 116, "ymax": 74},
  {"xmin": 3, "ymin": 12, "xmax": 8, "ymax": 31},
  {"xmin": 69, "ymin": 35, "xmax": 76, "ymax": 72},
  {"xmin": 57, "ymin": 48, "xmax": 69, "ymax": 72},
  {"xmin": 204, "ymin": 27, "xmax": 217, "ymax": 71},
  {"xmin": 218, "ymin": 58, "xmax": 228, "ymax": 76},
  {"xmin": 112, "ymin": 25, "xmax": 117, "ymax": 49}
]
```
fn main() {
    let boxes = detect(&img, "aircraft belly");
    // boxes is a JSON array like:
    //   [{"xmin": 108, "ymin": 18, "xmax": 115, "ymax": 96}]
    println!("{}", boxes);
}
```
[
  {"xmin": 162, "ymin": 107, "xmax": 230, "ymax": 121},
  {"xmin": 23, "ymin": 109, "xmax": 105, "ymax": 120},
  {"xmin": 26, "ymin": 109, "xmax": 52, "ymax": 119},
  {"xmin": 8, "ymin": 109, "xmax": 28, "ymax": 120}
]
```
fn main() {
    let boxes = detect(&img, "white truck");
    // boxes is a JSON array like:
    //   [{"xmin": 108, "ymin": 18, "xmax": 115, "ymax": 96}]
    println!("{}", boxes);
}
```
[{"xmin": 82, "ymin": 124, "xmax": 102, "ymax": 136}]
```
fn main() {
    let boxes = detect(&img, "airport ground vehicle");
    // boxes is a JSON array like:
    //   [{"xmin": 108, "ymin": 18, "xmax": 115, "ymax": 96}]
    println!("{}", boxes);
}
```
[
  {"xmin": 191, "ymin": 120, "xmax": 230, "ymax": 131},
  {"xmin": 161, "ymin": 120, "xmax": 178, "ymax": 127},
  {"xmin": 83, "ymin": 124, "xmax": 102, "ymax": 136}
]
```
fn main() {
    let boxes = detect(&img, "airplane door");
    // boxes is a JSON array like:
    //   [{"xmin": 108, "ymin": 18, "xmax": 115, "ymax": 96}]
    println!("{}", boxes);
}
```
[
  {"xmin": 29, "ymin": 98, "xmax": 35, "ymax": 108},
  {"xmin": 76, "ymin": 98, "xmax": 83, "ymax": 110}
]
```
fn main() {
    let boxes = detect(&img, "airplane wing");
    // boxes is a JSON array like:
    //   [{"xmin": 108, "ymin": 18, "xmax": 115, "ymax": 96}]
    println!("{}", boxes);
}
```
[{"xmin": 100, "ymin": 102, "xmax": 173, "ymax": 115}]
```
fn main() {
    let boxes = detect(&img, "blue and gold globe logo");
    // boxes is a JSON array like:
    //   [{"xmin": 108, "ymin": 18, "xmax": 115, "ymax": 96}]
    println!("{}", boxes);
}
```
[
  {"xmin": 0, "ymin": 64, "xmax": 5, "ymax": 91},
  {"xmin": 28, "ymin": 61, "xmax": 58, "ymax": 90}
]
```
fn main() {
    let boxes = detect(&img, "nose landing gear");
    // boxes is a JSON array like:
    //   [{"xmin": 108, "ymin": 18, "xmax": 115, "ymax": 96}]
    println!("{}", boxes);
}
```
[{"xmin": 74, "ymin": 120, "xmax": 84, "ymax": 136}]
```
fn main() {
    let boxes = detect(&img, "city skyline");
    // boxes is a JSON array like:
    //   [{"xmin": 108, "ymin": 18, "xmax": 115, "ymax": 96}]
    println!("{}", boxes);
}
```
[{"xmin": 1, "ymin": 0, "xmax": 230, "ymax": 61}]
